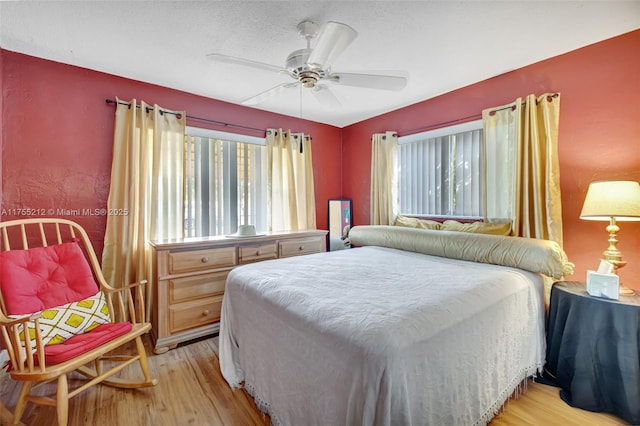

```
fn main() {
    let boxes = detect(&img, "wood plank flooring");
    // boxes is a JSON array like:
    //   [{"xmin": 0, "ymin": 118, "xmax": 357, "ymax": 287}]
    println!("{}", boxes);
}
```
[{"xmin": 0, "ymin": 334, "xmax": 627, "ymax": 425}]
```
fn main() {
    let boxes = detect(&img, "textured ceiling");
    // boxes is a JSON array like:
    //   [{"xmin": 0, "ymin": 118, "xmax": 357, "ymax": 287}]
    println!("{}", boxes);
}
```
[{"xmin": 1, "ymin": 1, "xmax": 639, "ymax": 127}]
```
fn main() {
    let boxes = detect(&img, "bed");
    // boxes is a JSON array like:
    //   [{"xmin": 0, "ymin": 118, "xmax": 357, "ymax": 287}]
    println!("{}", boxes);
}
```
[{"xmin": 219, "ymin": 225, "xmax": 574, "ymax": 425}]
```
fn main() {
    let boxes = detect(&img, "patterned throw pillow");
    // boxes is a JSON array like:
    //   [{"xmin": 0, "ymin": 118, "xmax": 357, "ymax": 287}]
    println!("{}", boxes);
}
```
[
  {"xmin": 12, "ymin": 291, "xmax": 111, "ymax": 346},
  {"xmin": 441, "ymin": 220, "xmax": 512, "ymax": 236}
]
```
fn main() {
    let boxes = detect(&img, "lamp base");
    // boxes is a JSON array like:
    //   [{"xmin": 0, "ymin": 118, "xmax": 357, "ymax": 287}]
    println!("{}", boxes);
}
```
[{"xmin": 619, "ymin": 284, "xmax": 635, "ymax": 296}]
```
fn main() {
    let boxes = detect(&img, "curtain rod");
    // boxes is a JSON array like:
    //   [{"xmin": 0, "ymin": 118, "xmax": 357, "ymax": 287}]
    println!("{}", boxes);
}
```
[
  {"xmin": 398, "ymin": 113, "xmax": 481, "ymax": 137},
  {"xmin": 105, "ymin": 99, "xmax": 265, "ymax": 134},
  {"xmin": 108, "ymin": 92, "xmax": 558, "ymax": 138},
  {"xmin": 399, "ymin": 92, "xmax": 559, "ymax": 137}
]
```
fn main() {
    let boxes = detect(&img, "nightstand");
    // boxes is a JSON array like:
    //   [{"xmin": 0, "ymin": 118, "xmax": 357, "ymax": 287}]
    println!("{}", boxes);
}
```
[{"xmin": 544, "ymin": 281, "xmax": 640, "ymax": 425}]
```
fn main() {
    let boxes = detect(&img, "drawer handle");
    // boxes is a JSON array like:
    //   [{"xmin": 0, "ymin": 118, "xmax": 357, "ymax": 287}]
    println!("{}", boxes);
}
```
[
  {"xmin": 298, "ymin": 245, "xmax": 304, "ymax": 251},
  {"xmin": 202, "ymin": 309, "xmax": 210, "ymax": 316},
  {"xmin": 201, "ymin": 256, "xmax": 209, "ymax": 263},
  {"xmin": 255, "ymin": 250, "xmax": 261, "ymax": 256}
]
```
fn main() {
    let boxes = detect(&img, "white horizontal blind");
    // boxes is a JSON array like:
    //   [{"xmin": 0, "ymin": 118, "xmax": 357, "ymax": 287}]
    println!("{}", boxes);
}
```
[
  {"xmin": 399, "ymin": 121, "xmax": 483, "ymax": 218},
  {"xmin": 184, "ymin": 131, "xmax": 267, "ymax": 237}
]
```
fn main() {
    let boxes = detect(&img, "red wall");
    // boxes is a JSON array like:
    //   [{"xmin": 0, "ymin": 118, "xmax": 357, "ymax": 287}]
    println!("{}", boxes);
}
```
[
  {"xmin": 342, "ymin": 30, "xmax": 640, "ymax": 290},
  {"xmin": 0, "ymin": 50, "xmax": 343, "ymax": 255},
  {"xmin": 3, "ymin": 30, "xmax": 640, "ymax": 289}
]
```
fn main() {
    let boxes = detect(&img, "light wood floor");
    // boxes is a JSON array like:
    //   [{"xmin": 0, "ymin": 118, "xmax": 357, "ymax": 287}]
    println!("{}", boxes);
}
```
[{"xmin": 0, "ymin": 334, "xmax": 627, "ymax": 426}]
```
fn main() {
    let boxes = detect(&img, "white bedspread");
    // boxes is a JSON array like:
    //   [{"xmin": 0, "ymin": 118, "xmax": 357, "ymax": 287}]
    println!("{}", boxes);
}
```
[{"xmin": 220, "ymin": 246, "xmax": 545, "ymax": 426}]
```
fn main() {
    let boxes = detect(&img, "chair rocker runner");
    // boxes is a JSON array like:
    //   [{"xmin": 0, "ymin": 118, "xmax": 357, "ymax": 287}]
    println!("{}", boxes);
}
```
[{"xmin": 0, "ymin": 218, "xmax": 158, "ymax": 425}]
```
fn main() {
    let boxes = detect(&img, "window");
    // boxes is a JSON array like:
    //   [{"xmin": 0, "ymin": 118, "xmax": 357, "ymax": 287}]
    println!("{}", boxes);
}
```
[
  {"xmin": 183, "ymin": 128, "xmax": 267, "ymax": 237},
  {"xmin": 398, "ymin": 120, "xmax": 483, "ymax": 219}
]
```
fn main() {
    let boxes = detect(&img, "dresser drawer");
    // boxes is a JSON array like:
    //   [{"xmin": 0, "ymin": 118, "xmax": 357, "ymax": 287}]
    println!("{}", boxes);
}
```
[
  {"xmin": 239, "ymin": 242, "xmax": 277, "ymax": 264},
  {"xmin": 279, "ymin": 236, "xmax": 325, "ymax": 258},
  {"xmin": 168, "ymin": 246, "xmax": 237, "ymax": 274},
  {"xmin": 169, "ymin": 295, "xmax": 223, "ymax": 333},
  {"xmin": 169, "ymin": 271, "xmax": 228, "ymax": 304}
]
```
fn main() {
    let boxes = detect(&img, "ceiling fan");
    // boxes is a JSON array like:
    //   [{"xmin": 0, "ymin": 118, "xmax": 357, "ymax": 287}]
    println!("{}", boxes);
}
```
[{"xmin": 207, "ymin": 21, "xmax": 408, "ymax": 108}]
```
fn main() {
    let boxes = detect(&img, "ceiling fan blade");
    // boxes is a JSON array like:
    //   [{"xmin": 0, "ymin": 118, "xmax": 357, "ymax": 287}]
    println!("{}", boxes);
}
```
[
  {"xmin": 311, "ymin": 84, "xmax": 341, "ymax": 109},
  {"xmin": 207, "ymin": 53, "xmax": 284, "ymax": 74},
  {"xmin": 329, "ymin": 72, "xmax": 408, "ymax": 91},
  {"xmin": 307, "ymin": 21, "xmax": 357, "ymax": 70},
  {"xmin": 242, "ymin": 82, "xmax": 298, "ymax": 106}
]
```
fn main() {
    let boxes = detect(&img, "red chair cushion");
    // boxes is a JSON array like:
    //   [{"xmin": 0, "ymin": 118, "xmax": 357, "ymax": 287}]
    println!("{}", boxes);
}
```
[
  {"xmin": 0, "ymin": 241, "xmax": 98, "ymax": 315},
  {"xmin": 39, "ymin": 322, "xmax": 133, "ymax": 365}
]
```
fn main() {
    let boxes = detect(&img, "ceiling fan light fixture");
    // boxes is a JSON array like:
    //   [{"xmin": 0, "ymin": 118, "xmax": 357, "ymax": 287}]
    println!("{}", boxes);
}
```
[
  {"xmin": 286, "ymin": 48, "xmax": 313, "ymax": 72},
  {"xmin": 286, "ymin": 48, "xmax": 324, "ymax": 86},
  {"xmin": 299, "ymin": 71, "xmax": 320, "ymax": 88}
]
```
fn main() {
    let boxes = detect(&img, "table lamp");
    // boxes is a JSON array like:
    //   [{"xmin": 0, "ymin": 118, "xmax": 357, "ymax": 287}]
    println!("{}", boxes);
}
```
[{"xmin": 580, "ymin": 180, "xmax": 640, "ymax": 296}]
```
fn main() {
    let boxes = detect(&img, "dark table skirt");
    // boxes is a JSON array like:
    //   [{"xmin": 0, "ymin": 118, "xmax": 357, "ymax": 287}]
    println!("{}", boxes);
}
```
[{"xmin": 545, "ymin": 281, "xmax": 640, "ymax": 425}]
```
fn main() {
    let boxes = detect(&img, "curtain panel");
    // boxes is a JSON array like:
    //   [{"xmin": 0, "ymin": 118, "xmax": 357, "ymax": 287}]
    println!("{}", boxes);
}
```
[
  {"xmin": 266, "ymin": 128, "xmax": 316, "ymax": 231},
  {"xmin": 482, "ymin": 93, "xmax": 563, "ymax": 245},
  {"xmin": 370, "ymin": 131, "xmax": 399, "ymax": 225},
  {"xmin": 102, "ymin": 98, "xmax": 186, "ymax": 316}
]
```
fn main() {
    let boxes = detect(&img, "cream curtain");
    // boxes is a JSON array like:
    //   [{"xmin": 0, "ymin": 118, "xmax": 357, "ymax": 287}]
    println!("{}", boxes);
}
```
[
  {"xmin": 483, "ymin": 101, "xmax": 518, "ymax": 223},
  {"xmin": 482, "ymin": 93, "xmax": 563, "ymax": 245},
  {"xmin": 266, "ymin": 128, "xmax": 316, "ymax": 231},
  {"xmin": 370, "ymin": 131, "xmax": 398, "ymax": 225},
  {"xmin": 102, "ymin": 98, "xmax": 186, "ymax": 315}
]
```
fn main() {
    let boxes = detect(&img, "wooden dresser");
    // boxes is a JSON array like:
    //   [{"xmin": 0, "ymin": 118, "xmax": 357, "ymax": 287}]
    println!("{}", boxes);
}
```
[{"xmin": 149, "ymin": 230, "xmax": 327, "ymax": 354}]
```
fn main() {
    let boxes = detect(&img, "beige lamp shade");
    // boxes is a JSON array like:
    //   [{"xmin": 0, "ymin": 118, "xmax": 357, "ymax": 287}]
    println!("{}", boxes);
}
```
[{"xmin": 580, "ymin": 180, "xmax": 640, "ymax": 221}]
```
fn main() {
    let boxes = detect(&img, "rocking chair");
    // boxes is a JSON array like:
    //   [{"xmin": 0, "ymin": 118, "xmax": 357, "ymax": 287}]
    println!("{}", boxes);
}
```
[{"xmin": 0, "ymin": 218, "xmax": 157, "ymax": 425}]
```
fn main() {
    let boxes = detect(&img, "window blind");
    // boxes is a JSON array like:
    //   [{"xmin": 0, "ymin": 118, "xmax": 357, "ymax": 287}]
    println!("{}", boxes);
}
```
[
  {"xmin": 399, "ymin": 123, "xmax": 483, "ymax": 218},
  {"xmin": 184, "ymin": 135, "xmax": 267, "ymax": 237}
]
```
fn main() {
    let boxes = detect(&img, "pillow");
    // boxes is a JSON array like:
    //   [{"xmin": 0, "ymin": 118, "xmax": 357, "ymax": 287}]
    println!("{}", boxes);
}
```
[
  {"xmin": 441, "ymin": 220, "xmax": 512, "ymax": 236},
  {"xmin": 348, "ymin": 225, "xmax": 574, "ymax": 279},
  {"xmin": 12, "ymin": 291, "xmax": 112, "ymax": 346},
  {"xmin": 394, "ymin": 215, "xmax": 441, "ymax": 230},
  {"xmin": 40, "ymin": 322, "xmax": 132, "ymax": 365},
  {"xmin": 0, "ymin": 241, "xmax": 98, "ymax": 315}
]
